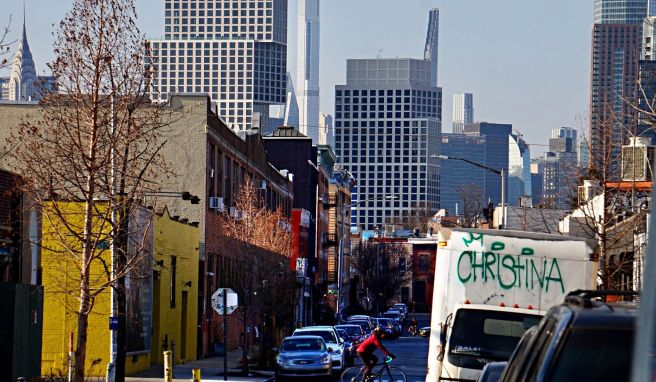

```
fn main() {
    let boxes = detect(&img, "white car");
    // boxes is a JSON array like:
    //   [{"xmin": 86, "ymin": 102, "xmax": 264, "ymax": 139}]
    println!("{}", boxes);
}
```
[{"xmin": 293, "ymin": 326, "xmax": 345, "ymax": 372}]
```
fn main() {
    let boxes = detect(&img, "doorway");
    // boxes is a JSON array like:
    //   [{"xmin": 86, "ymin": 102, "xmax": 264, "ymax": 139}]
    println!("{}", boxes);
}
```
[{"xmin": 181, "ymin": 291, "xmax": 188, "ymax": 360}]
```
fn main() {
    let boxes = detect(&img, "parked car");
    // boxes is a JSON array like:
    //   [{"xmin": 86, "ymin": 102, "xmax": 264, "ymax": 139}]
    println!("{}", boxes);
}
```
[
  {"xmin": 346, "ymin": 319, "xmax": 373, "ymax": 335},
  {"xmin": 477, "ymin": 362, "xmax": 507, "ymax": 382},
  {"xmin": 347, "ymin": 315, "xmax": 375, "ymax": 330},
  {"xmin": 274, "ymin": 335, "xmax": 333, "ymax": 380},
  {"xmin": 335, "ymin": 328, "xmax": 355, "ymax": 366},
  {"xmin": 418, "ymin": 326, "xmax": 430, "ymax": 338},
  {"xmin": 498, "ymin": 290, "xmax": 638, "ymax": 382},
  {"xmin": 386, "ymin": 307, "xmax": 406, "ymax": 321},
  {"xmin": 382, "ymin": 311, "xmax": 402, "ymax": 324},
  {"xmin": 392, "ymin": 303, "xmax": 408, "ymax": 315},
  {"xmin": 292, "ymin": 326, "xmax": 345, "ymax": 373},
  {"xmin": 334, "ymin": 324, "xmax": 366, "ymax": 344},
  {"xmin": 374, "ymin": 317, "xmax": 401, "ymax": 339}
]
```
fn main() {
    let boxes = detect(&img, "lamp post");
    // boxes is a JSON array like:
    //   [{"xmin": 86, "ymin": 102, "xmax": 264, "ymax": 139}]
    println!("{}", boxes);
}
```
[
  {"xmin": 336, "ymin": 194, "xmax": 397, "ymax": 322},
  {"xmin": 432, "ymin": 154, "xmax": 506, "ymax": 229}
]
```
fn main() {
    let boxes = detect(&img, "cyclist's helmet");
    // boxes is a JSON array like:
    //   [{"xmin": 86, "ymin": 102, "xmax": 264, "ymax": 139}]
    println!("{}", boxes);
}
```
[{"xmin": 373, "ymin": 326, "xmax": 384, "ymax": 336}]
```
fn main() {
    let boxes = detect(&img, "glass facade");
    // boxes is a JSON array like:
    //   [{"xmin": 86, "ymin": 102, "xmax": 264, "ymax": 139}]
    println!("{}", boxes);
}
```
[
  {"xmin": 334, "ymin": 58, "xmax": 442, "ymax": 230},
  {"xmin": 149, "ymin": 0, "xmax": 287, "ymax": 131},
  {"xmin": 439, "ymin": 134, "xmax": 486, "ymax": 216},
  {"xmin": 594, "ymin": 0, "xmax": 647, "ymax": 24}
]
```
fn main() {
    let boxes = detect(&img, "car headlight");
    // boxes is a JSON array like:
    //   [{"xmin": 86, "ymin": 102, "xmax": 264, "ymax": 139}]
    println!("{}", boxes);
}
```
[
  {"xmin": 276, "ymin": 356, "xmax": 289, "ymax": 366},
  {"xmin": 321, "ymin": 355, "xmax": 331, "ymax": 364}
]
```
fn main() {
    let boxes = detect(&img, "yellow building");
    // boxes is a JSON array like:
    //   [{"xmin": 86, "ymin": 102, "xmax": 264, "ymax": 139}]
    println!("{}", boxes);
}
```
[
  {"xmin": 151, "ymin": 207, "xmax": 199, "ymax": 365},
  {"xmin": 40, "ymin": 203, "xmax": 199, "ymax": 377}
]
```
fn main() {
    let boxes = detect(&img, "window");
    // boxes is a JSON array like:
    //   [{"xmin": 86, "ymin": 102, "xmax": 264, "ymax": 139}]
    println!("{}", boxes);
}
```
[{"xmin": 170, "ymin": 256, "xmax": 177, "ymax": 308}]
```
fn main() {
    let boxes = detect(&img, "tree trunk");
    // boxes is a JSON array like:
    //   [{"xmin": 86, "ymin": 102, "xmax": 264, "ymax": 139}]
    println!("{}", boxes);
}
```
[{"xmin": 74, "ymin": 276, "xmax": 91, "ymax": 382}]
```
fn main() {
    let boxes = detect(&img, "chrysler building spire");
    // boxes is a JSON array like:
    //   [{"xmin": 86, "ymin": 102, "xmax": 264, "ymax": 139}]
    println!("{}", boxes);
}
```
[{"xmin": 8, "ymin": 3, "xmax": 37, "ymax": 101}]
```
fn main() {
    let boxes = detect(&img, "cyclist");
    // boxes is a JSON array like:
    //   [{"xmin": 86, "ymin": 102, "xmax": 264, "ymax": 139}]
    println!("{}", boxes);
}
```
[
  {"xmin": 356, "ymin": 326, "xmax": 395, "ymax": 381},
  {"xmin": 408, "ymin": 316, "xmax": 418, "ymax": 336}
]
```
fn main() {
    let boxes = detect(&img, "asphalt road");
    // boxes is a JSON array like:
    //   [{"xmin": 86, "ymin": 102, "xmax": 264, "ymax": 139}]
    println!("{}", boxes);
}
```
[{"xmin": 331, "ymin": 313, "xmax": 431, "ymax": 382}]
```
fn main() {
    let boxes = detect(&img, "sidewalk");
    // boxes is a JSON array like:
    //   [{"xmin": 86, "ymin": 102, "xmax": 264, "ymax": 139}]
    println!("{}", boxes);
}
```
[{"xmin": 126, "ymin": 348, "xmax": 274, "ymax": 382}]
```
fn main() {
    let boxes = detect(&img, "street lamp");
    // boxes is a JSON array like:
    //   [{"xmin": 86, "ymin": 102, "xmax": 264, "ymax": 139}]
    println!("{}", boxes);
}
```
[
  {"xmin": 432, "ymin": 154, "xmax": 506, "ymax": 229},
  {"xmin": 336, "ymin": 193, "xmax": 397, "ymax": 322}
]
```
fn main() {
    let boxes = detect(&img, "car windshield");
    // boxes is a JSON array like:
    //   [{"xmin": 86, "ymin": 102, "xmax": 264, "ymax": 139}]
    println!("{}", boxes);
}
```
[
  {"xmin": 377, "ymin": 318, "xmax": 393, "ymax": 325},
  {"xmin": 448, "ymin": 309, "xmax": 541, "ymax": 361},
  {"xmin": 349, "ymin": 321, "xmax": 370, "ymax": 331},
  {"xmin": 282, "ymin": 338, "xmax": 326, "ymax": 352},
  {"xmin": 336, "ymin": 326, "xmax": 363, "ymax": 336},
  {"xmin": 296, "ymin": 330, "xmax": 337, "ymax": 344},
  {"xmin": 336, "ymin": 329, "xmax": 349, "ymax": 341},
  {"xmin": 546, "ymin": 328, "xmax": 634, "ymax": 382},
  {"xmin": 383, "ymin": 313, "xmax": 399, "ymax": 319}
]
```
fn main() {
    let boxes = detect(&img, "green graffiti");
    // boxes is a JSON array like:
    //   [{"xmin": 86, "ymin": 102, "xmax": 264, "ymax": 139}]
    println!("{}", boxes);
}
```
[
  {"xmin": 522, "ymin": 248, "xmax": 534, "ymax": 256},
  {"xmin": 457, "ymin": 251, "xmax": 473, "ymax": 283},
  {"xmin": 491, "ymin": 241, "xmax": 505, "ymax": 251},
  {"xmin": 462, "ymin": 232, "xmax": 484, "ymax": 247},
  {"xmin": 456, "ymin": 242, "xmax": 564, "ymax": 294}
]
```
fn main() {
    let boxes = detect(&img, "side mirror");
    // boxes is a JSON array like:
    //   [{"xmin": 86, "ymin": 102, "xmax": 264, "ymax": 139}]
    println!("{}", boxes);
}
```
[
  {"xmin": 439, "ymin": 327, "xmax": 447, "ymax": 346},
  {"xmin": 339, "ymin": 338, "xmax": 345, "ymax": 345},
  {"xmin": 328, "ymin": 347, "xmax": 334, "ymax": 353}
]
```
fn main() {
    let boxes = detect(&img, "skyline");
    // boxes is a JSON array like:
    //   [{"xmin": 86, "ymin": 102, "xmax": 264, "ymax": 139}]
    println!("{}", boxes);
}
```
[{"xmin": 0, "ymin": 0, "xmax": 592, "ymax": 155}]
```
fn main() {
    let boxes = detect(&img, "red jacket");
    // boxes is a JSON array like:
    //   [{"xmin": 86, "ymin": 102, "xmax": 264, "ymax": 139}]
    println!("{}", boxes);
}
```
[{"xmin": 356, "ymin": 333, "xmax": 391, "ymax": 356}]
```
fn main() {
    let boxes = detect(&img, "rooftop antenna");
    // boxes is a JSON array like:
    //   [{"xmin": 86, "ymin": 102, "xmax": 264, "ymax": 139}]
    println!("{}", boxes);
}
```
[{"xmin": 376, "ymin": 49, "xmax": 383, "ymax": 59}]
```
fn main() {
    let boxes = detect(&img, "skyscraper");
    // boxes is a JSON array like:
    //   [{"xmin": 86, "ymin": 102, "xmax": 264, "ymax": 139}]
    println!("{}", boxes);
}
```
[
  {"xmin": 439, "ymin": 133, "xmax": 486, "ymax": 216},
  {"xmin": 8, "ymin": 18, "xmax": 36, "ymax": 101},
  {"xmin": 424, "ymin": 8, "xmax": 439, "ymax": 87},
  {"xmin": 590, "ymin": 0, "xmax": 646, "ymax": 176},
  {"xmin": 334, "ymin": 10, "xmax": 442, "ymax": 230},
  {"xmin": 334, "ymin": 58, "xmax": 441, "ymax": 230},
  {"xmin": 452, "ymin": 92, "xmax": 473, "ymax": 134},
  {"xmin": 148, "ymin": 0, "xmax": 288, "ymax": 132},
  {"xmin": 318, "ymin": 113, "xmax": 333, "ymax": 146},
  {"xmin": 542, "ymin": 127, "xmax": 578, "ymax": 209},
  {"xmin": 296, "ymin": 0, "xmax": 320, "ymax": 142},
  {"xmin": 508, "ymin": 132, "xmax": 531, "ymax": 205},
  {"xmin": 594, "ymin": 0, "xmax": 648, "ymax": 24}
]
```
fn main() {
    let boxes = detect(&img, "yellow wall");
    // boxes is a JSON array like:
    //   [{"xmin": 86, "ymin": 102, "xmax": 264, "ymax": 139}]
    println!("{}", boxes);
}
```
[
  {"xmin": 41, "ymin": 202, "xmax": 115, "ymax": 377},
  {"xmin": 151, "ymin": 208, "xmax": 199, "ymax": 365},
  {"xmin": 40, "ymin": 203, "xmax": 158, "ymax": 377}
]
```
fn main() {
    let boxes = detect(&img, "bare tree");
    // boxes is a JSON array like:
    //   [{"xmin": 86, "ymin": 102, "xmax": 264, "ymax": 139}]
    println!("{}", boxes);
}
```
[
  {"xmin": 385, "ymin": 201, "xmax": 436, "ymax": 233},
  {"xmin": 350, "ymin": 240, "xmax": 411, "ymax": 314},
  {"xmin": 0, "ymin": 15, "xmax": 12, "ymax": 69},
  {"xmin": 219, "ymin": 176, "xmax": 294, "ymax": 373},
  {"xmin": 6, "ymin": 1, "xmax": 171, "ymax": 380},
  {"xmin": 458, "ymin": 183, "xmax": 484, "ymax": 228}
]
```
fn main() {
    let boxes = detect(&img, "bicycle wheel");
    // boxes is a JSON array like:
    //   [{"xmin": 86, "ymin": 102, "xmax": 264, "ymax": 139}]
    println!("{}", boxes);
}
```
[
  {"xmin": 341, "ymin": 366, "xmax": 365, "ymax": 382},
  {"xmin": 377, "ymin": 366, "xmax": 407, "ymax": 382}
]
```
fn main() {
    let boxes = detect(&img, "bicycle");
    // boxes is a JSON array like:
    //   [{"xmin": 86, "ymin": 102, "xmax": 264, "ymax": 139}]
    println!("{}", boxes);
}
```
[{"xmin": 340, "ymin": 356, "xmax": 407, "ymax": 382}]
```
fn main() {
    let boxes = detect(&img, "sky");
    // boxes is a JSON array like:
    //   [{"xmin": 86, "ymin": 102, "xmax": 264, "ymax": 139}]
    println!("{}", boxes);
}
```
[{"xmin": 0, "ymin": 0, "xmax": 593, "ymax": 157}]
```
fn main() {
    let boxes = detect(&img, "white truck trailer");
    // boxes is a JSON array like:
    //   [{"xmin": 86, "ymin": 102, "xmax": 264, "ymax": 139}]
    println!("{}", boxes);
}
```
[{"xmin": 425, "ymin": 228, "xmax": 597, "ymax": 382}]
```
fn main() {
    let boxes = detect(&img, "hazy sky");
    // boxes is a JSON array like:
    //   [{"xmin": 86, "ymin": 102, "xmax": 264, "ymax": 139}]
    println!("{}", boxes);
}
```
[{"xmin": 1, "ymin": 0, "xmax": 593, "ymax": 156}]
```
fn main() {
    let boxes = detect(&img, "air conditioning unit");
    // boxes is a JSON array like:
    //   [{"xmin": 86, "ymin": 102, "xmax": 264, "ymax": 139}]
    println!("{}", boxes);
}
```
[
  {"xmin": 209, "ymin": 197, "xmax": 224, "ymax": 211},
  {"xmin": 229, "ymin": 207, "xmax": 242, "ymax": 220},
  {"xmin": 259, "ymin": 180, "xmax": 267, "ymax": 190}
]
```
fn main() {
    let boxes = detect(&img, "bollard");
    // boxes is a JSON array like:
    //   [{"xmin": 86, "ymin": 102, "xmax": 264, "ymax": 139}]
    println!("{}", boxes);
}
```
[
  {"xmin": 163, "ymin": 350, "xmax": 173, "ymax": 382},
  {"xmin": 191, "ymin": 368, "xmax": 201, "ymax": 382}
]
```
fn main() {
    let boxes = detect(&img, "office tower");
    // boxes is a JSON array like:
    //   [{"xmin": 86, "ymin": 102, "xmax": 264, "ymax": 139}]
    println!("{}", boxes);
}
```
[
  {"xmin": 318, "ymin": 113, "xmax": 333, "ymax": 146},
  {"xmin": 439, "ymin": 133, "xmax": 486, "ymax": 217},
  {"xmin": 0, "ymin": 78, "xmax": 9, "ymax": 100},
  {"xmin": 334, "ymin": 58, "xmax": 442, "ymax": 230},
  {"xmin": 452, "ymin": 92, "xmax": 473, "ymax": 134},
  {"xmin": 149, "ymin": 0, "xmax": 288, "ymax": 132},
  {"xmin": 590, "ymin": 2, "xmax": 646, "ymax": 177},
  {"xmin": 464, "ymin": 122, "xmax": 513, "ymax": 208},
  {"xmin": 542, "ymin": 127, "xmax": 579, "ymax": 209},
  {"xmin": 296, "ymin": 0, "xmax": 320, "ymax": 142},
  {"xmin": 579, "ymin": 141, "xmax": 590, "ymax": 167},
  {"xmin": 530, "ymin": 159, "xmax": 545, "ymax": 207},
  {"xmin": 594, "ymin": 0, "xmax": 647, "ymax": 24},
  {"xmin": 424, "ymin": 8, "xmax": 439, "ymax": 86},
  {"xmin": 334, "ymin": 10, "xmax": 442, "ymax": 230},
  {"xmin": 508, "ymin": 132, "xmax": 531, "ymax": 205}
]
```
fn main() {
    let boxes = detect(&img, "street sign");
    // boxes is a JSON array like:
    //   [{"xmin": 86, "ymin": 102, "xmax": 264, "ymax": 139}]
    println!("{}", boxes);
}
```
[
  {"xmin": 109, "ymin": 317, "xmax": 119, "ymax": 331},
  {"xmin": 211, "ymin": 288, "xmax": 238, "ymax": 315}
]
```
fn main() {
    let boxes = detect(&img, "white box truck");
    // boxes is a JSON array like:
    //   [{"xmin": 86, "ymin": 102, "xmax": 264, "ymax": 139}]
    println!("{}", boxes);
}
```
[{"xmin": 425, "ymin": 228, "xmax": 597, "ymax": 382}]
